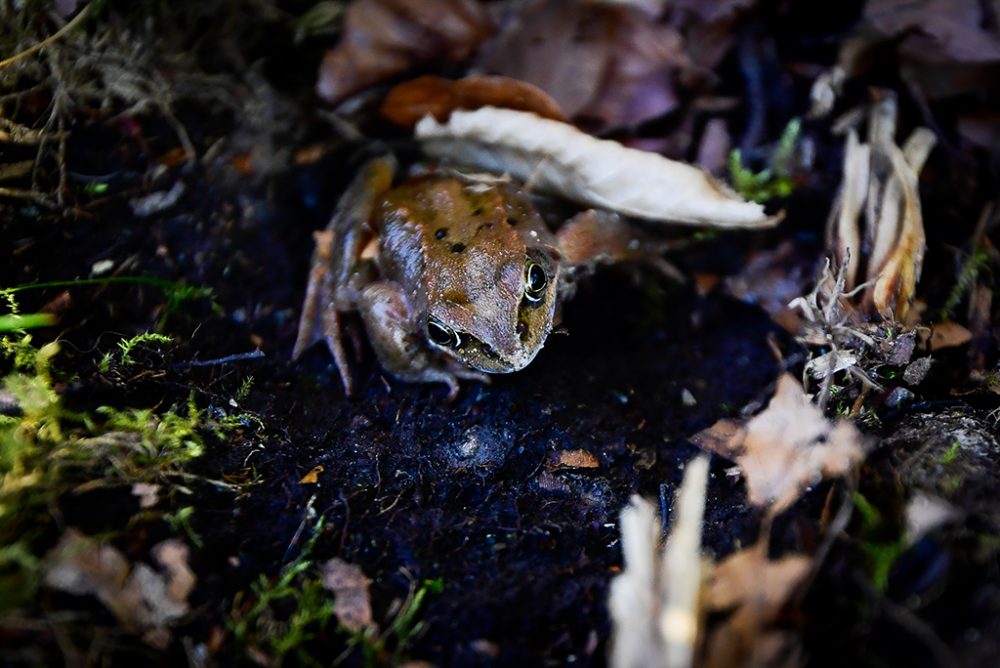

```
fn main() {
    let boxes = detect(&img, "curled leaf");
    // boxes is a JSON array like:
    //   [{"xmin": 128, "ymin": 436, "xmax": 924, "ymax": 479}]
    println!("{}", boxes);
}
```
[
  {"xmin": 380, "ymin": 75, "xmax": 566, "ymax": 129},
  {"xmin": 416, "ymin": 107, "xmax": 776, "ymax": 228}
]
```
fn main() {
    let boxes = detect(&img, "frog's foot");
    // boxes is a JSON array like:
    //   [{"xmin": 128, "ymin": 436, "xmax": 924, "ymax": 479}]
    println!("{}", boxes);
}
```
[
  {"xmin": 293, "ymin": 229, "xmax": 355, "ymax": 395},
  {"xmin": 556, "ymin": 209, "xmax": 686, "ymax": 282},
  {"xmin": 358, "ymin": 281, "xmax": 487, "ymax": 400}
]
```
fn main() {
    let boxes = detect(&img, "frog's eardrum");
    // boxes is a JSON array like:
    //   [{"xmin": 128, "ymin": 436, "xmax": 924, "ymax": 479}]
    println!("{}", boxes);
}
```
[{"xmin": 415, "ymin": 107, "xmax": 779, "ymax": 229}]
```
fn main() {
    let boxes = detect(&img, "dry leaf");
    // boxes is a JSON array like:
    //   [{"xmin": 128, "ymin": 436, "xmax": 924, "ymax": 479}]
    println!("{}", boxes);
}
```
[
  {"xmin": 416, "ymin": 107, "xmax": 775, "ymax": 228},
  {"xmin": 864, "ymin": 0, "xmax": 1000, "ymax": 99},
  {"xmin": 478, "ymin": 0, "xmax": 687, "ymax": 129},
  {"xmin": 928, "ymin": 321, "xmax": 973, "ymax": 351},
  {"xmin": 380, "ymin": 75, "xmax": 566, "ymax": 130},
  {"xmin": 702, "ymin": 541, "xmax": 811, "ymax": 668},
  {"xmin": 321, "ymin": 558, "xmax": 373, "ymax": 633},
  {"xmin": 546, "ymin": 449, "xmax": 600, "ymax": 470},
  {"xmin": 300, "ymin": 465, "xmax": 325, "ymax": 484},
  {"xmin": 131, "ymin": 482, "xmax": 161, "ymax": 508},
  {"xmin": 316, "ymin": 0, "xmax": 493, "ymax": 105},
  {"xmin": 690, "ymin": 374, "xmax": 866, "ymax": 514},
  {"xmin": 826, "ymin": 92, "xmax": 935, "ymax": 320},
  {"xmin": 905, "ymin": 492, "xmax": 959, "ymax": 546},
  {"xmin": 43, "ymin": 531, "xmax": 194, "ymax": 648},
  {"xmin": 868, "ymin": 129, "xmax": 935, "ymax": 320}
]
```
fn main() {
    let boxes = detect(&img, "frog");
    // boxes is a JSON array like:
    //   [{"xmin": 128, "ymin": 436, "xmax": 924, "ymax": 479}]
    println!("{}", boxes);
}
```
[{"xmin": 293, "ymin": 155, "xmax": 673, "ymax": 397}]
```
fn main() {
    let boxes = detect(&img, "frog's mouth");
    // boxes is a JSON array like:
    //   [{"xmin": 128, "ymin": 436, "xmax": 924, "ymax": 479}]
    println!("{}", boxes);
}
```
[{"xmin": 458, "ymin": 338, "xmax": 542, "ymax": 374}]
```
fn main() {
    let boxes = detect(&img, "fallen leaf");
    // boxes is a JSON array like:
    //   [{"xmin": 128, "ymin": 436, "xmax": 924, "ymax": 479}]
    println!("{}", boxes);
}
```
[
  {"xmin": 928, "ymin": 321, "xmax": 973, "ymax": 351},
  {"xmin": 868, "ymin": 128, "xmax": 935, "ymax": 320},
  {"xmin": 690, "ymin": 374, "xmax": 866, "ymax": 515},
  {"xmin": 702, "ymin": 541, "xmax": 811, "ymax": 668},
  {"xmin": 825, "ymin": 92, "xmax": 935, "ymax": 320},
  {"xmin": 416, "ymin": 107, "xmax": 776, "ymax": 228},
  {"xmin": 380, "ymin": 75, "xmax": 566, "ymax": 130},
  {"xmin": 131, "ymin": 482, "xmax": 161, "ymax": 508},
  {"xmin": 300, "ymin": 464, "xmax": 325, "ymax": 484},
  {"xmin": 546, "ymin": 449, "xmax": 600, "ymax": 470},
  {"xmin": 43, "ymin": 531, "xmax": 193, "ymax": 648},
  {"xmin": 152, "ymin": 540, "xmax": 196, "ymax": 604},
  {"xmin": 321, "ymin": 558, "xmax": 372, "ymax": 633},
  {"xmin": 316, "ymin": 0, "xmax": 493, "ymax": 106},
  {"xmin": 865, "ymin": 0, "xmax": 1000, "ymax": 74},
  {"xmin": 478, "ymin": 0, "xmax": 688, "ymax": 129},
  {"xmin": 905, "ymin": 493, "xmax": 959, "ymax": 546}
]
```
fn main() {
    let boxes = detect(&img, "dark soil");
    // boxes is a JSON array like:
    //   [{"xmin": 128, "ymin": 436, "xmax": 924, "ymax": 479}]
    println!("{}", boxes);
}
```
[{"xmin": 2, "ymin": 2, "xmax": 1000, "ymax": 667}]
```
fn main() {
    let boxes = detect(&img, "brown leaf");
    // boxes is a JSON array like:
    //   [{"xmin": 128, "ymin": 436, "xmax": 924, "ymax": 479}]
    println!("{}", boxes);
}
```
[
  {"xmin": 321, "ymin": 558, "xmax": 372, "ymax": 632},
  {"xmin": 316, "ymin": 0, "xmax": 493, "ymax": 105},
  {"xmin": 380, "ymin": 75, "xmax": 566, "ymax": 130},
  {"xmin": 300, "ymin": 464, "xmax": 325, "ymax": 484},
  {"xmin": 702, "ymin": 541, "xmax": 811, "ymax": 668},
  {"xmin": 43, "ymin": 531, "xmax": 193, "ymax": 648},
  {"xmin": 928, "ymin": 321, "xmax": 973, "ymax": 351},
  {"xmin": 546, "ymin": 449, "xmax": 600, "ymax": 470},
  {"xmin": 478, "ymin": 0, "xmax": 688, "ymax": 129},
  {"xmin": 866, "ymin": 0, "xmax": 1000, "ymax": 66},
  {"xmin": 690, "ymin": 374, "xmax": 866, "ymax": 514}
]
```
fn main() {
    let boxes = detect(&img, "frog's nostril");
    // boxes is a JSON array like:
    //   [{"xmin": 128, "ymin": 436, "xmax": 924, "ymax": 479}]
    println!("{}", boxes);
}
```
[{"xmin": 516, "ymin": 320, "xmax": 528, "ymax": 339}]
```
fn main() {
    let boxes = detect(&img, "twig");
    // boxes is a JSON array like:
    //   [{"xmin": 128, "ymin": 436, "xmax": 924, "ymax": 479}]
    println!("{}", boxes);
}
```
[
  {"xmin": 173, "ymin": 350, "xmax": 266, "ymax": 369},
  {"xmin": 0, "ymin": 186, "xmax": 58, "ymax": 208},
  {"xmin": 0, "ymin": 4, "xmax": 93, "ymax": 71}
]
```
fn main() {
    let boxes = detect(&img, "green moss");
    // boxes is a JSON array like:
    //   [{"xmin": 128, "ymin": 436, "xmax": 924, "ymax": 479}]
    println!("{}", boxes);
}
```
[
  {"xmin": 729, "ymin": 118, "xmax": 802, "ymax": 203},
  {"xmin": 0, "ymin": 330, "xmax": 241, "ymax": 611},
  {"xmin": 853, "ymin": 492, "xmax": 905, "ymax": 592}
]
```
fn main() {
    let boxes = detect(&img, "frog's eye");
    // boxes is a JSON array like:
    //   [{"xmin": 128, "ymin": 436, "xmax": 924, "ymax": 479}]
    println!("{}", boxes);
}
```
[
  {"xmin": 428, "ymin": 317, "xmax": 462, "ymax": 348},
  {"xmin": 524, "ymin": 261, "xmax": 548, "ymax": 302}
]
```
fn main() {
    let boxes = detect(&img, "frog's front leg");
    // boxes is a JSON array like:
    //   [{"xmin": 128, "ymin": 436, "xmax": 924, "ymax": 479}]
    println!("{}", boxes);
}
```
[
  {"xmin": 358, "ymin": 281, "xmax": 488, "ymax": 399},
  {"xmin": 556, "ymin": 209, "xmax": 684, "ymax": 283},
  {"xmin": 293, "ymin": 157, "xmax": 396, "ymax": 395}
]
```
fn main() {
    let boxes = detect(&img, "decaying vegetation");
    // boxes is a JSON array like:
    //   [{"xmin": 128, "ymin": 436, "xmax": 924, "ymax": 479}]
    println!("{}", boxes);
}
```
[{"xmin": 2, "ymin": 0, "xmax": 1000, "ymax": 666}]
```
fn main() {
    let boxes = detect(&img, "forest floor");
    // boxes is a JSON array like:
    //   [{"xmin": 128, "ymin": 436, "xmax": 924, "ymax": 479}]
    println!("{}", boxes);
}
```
[{"xmin": 2, "ymin": 1, "xmax": 1000, "ymax": 666}]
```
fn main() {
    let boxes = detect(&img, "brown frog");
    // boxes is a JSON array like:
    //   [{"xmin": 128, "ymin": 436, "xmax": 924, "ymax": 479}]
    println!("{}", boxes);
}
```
[{"xmin": 294, "ymin": 156, "xmax": 670, "ymax": 397}]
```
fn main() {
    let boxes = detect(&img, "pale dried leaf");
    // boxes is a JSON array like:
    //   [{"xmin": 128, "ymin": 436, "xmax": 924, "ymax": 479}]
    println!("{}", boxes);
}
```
[
  {"xmin": 131, "ymin": 482, "xmax": 161, "ymax": 508},
  {"xmin": 905, "ymin": 493, "xmax": 959, "ymax": 546},
  {"xmin": 43, "ymin": 531, "xmax": 192, "ymax": 646},
  {"xmin": 321, "ymin": 558, "xmax": 373, "ymax": 632},
  {"xmin": 690, "ymin": 374, "xmax": 866, "ymax": 514},
  {"xmin": 804, "ymin": 349, "xmax": 859, "ymax": 380},
  {"xmin": 870, "ymin": 136, "xmax": 933, "ymax": 319},
  {"xmin": 831, "ymin": 130, "xmax": 869, "ymax": 289},
  {"xmin": 152, "ymin": 540, "xmax": 196, "ymax": 604},
  {"xmin": 416, "ymin": 107, "xmax": 775, "ymax": 228}
]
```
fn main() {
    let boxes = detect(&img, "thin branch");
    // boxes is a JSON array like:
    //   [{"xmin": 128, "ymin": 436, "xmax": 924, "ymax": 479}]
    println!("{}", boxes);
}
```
[{"xmin": 0, "ymin": 4, "xmax": 93, "ymax": 71}]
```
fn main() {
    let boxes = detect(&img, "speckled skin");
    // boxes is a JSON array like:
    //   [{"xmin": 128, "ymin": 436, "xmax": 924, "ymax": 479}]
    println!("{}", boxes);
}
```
[{"xmin": 294, "ymin": 157, "xmax": 662, "ymax": 397}]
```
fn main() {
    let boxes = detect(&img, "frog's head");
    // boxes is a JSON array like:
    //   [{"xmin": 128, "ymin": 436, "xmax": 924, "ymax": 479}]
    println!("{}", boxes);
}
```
[{"xmin": 425, "ymin": 246, "xmax": 560, "ymax": 374}]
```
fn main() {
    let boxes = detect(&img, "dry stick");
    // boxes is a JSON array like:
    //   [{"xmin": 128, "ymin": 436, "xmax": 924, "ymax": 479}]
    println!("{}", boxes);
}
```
[{"xmin": 0, "ymin": 4, "xmax": 92, "ymax": 71}]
